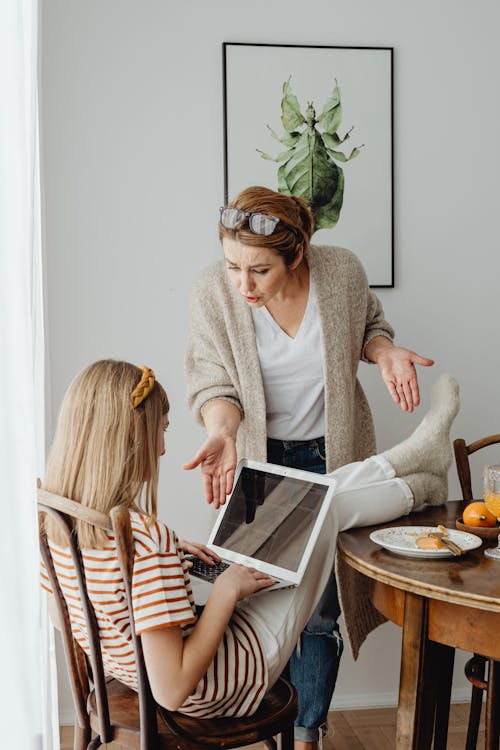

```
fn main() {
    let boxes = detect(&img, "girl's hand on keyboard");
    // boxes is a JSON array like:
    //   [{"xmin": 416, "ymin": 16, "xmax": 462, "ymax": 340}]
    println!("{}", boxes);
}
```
[
  {"xmin": 178, "ymin": 539, "xmax": 221, "ymax": 566},
  {"xmin": 215, "ymin": 564, "xmax": 275, "ymax": 601}
]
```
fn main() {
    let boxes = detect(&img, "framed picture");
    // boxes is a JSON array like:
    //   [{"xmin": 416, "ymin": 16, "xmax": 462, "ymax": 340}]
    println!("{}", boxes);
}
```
[{"xmin": 222, "ymin": 43, "xmax": 394, "ymax": 287}]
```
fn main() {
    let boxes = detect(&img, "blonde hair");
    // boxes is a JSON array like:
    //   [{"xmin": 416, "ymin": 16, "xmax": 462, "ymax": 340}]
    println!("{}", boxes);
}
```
[
  {"xmin": 43, "ymin": 360, "xmax": 169, "ymax": 548},
  {"xmin": 219, "ymin": 186, "xmax": 315, "ymax": 265}
]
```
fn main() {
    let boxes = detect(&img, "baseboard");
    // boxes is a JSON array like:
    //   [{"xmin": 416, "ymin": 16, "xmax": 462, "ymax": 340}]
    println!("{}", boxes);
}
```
[
  {"xmin": 59, "ymin": 709, "xmax": 76, "ymax": 725},
  {"xmin": 331, "ymin": 686, "xmax": 473, "ymax": 711},
  {"xmin": 58, "ymin": 688, "xmax": 475, "ymax": 724}
]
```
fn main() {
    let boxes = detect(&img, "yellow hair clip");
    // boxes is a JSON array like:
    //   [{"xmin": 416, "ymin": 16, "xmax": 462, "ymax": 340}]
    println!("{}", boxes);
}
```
[{"xmin": 130, "ymin": 366, "xmax": 156, "ymax": 408}]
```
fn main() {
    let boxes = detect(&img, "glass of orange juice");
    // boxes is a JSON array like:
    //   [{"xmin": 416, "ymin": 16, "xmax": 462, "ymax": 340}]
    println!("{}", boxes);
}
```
[{"xmin": 484, "ymin": 465, "xmax": 500, "ymax": 560}]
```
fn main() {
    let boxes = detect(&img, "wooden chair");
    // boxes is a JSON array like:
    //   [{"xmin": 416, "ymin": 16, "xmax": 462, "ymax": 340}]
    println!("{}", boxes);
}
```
[
  {"xmin": 38, "ymin": 488, "xmax": 297, "ymax": 750},
  {"xmin": 453, "ymin": 435, "xmax": 500, "ymax": 750}
]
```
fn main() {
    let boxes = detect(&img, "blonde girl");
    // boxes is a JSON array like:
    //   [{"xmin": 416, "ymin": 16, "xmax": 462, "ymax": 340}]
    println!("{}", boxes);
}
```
[{"xmin": 42, "ymin": 360, "xmax": 459, "ymax": 735}]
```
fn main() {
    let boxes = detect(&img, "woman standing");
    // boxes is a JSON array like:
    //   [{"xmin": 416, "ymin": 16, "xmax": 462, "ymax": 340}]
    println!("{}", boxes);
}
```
[{"xmin": 184, "ymin": 186, "xmax": 434, "ymax": 748}]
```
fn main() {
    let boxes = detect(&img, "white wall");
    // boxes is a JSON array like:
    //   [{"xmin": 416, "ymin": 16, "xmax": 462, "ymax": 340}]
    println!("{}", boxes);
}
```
[{"xmin": 41, "ymin": 0, "xmax": 500, "ymax": 719}]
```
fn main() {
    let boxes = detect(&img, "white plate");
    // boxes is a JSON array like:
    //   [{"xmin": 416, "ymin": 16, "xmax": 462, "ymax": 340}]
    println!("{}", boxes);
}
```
[{"xmin": 369, "ymin": 526, "xmax": 483, "ymax": 558}]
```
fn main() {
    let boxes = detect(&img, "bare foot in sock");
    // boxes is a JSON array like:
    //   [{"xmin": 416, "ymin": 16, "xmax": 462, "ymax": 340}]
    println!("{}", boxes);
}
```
[
  {"xmin": 403, "ymin": 472, "xmax": 448, "ymax": 511},
  {"xmin": 382, "ymin": 374, "xmax": 459, "ymax": 479}
]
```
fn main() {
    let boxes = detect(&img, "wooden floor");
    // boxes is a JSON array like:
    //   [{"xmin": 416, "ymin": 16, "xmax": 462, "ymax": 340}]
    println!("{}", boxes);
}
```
[{"xmin": 60, "ymin": 702, "xmax": 485, "ymax": 749}]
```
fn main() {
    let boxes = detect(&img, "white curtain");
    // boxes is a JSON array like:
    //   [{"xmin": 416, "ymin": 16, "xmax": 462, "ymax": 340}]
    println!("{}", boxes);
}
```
[{"xmin": 0, "ymin": 1, "xmax": 58, "ymax": 747}]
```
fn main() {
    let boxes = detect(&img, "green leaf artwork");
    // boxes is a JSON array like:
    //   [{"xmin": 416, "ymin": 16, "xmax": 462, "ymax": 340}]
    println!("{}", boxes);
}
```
[{"xmin": 258, "ymin": 79, "xmax": 364, "ymax": 231}]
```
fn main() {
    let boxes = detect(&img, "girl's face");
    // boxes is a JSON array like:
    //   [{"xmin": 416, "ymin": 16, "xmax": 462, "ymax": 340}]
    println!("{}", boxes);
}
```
[
  {"xmin": 157, "ymin": 413, "xmax": 169, "ymax": 457},
  {"xmin": 222, "ymin": 237, "xmax": 300, "ymax": 307}
]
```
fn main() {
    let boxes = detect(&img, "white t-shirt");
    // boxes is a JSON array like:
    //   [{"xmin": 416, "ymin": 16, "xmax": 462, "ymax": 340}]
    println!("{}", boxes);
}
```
[{"xmin": 251, "ymin": 281, "xmax": 325, "ymax": 440}]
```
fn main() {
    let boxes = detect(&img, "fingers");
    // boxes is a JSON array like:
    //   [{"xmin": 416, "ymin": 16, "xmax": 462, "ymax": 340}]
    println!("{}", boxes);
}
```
[
  {"xmin": 255, "ymin": 576, "xmax": 275, "ymax": 590},
  {"xmin": 182, "ymin": 452, "xmax": 203, "ymax": 471},
  {"xmin": 388, "ymin": 380, "xmax": 400, "ymax": 405},
  {"xmin": 203, "ymin": 473, "xmax": 214, "ymax": 505},
  {"xmin": 211, "ymin": 473, "xmax": 222, "ymax": 510},
  {"xmin": 219, "ymin": 472, "xmax": 227, "ymax": 507},
  {"xmin": 202, "ymin": 468, "xmax": 232, "ymax": 507},
  {"xmin": 411, "ymin": 353, "xmax": 435, "ymax": 367},
  {"xmin": 381, "ymin": 348, "xmax": 434, "ymax": 413},
  {"xmin": 211, "ymin": 474, "xmax": 218, "ymax": 509},
  {"xmin": 238, "ymin": 565, "xmax": 275, "ymax": 593},
  {"xmin": 394, "ymin": 382, "xmax": 408, "ymax": 411},
  {"xmin": 211, "ymin": 472, "xmax": 228, "ymax": 509},
  {"xmin": 389, "ymin": 377, "xmax": 414, "ymax": 412},
  {"xmin": 209, "ymin": 466, "xmax": 232, "ymax": 509},
  {"xmin": 182, "ymin": 436, "xmax": 223, "ymax": 471},
  {"xmin": 401, "ymin": 380, "xmax": 414, "ymax": 412},
  {"xmin": 184, "ymin": 434, "xmax": 236, "ymax": 507},
  {"xmin": 191, "ymin": 547, "xmax": 220, "ymax": 565},
  {"xmin": 243, "ymin": 566, "xmax": 273, "ymax": 579},
  {"xmin": 394, "ymin": 375, "xmax": 421, "ymax": 412},
  {"xmin": 392, "ymin": 378, "xmax": 416, "ymax": 412},
  {"xmin": 179, "ymin": 540, "xmax": 221, "ymax": 564},
  {"xmin": 409, "ymin": 377, "xmax": 420, "ymax": 408},
  {"xmin": 225, "ymin": 467, "xmax": 235, "ymax": 496},
  {"xmin": 196, "ymin": 545, "xmax": 221, "ymax": 564}
]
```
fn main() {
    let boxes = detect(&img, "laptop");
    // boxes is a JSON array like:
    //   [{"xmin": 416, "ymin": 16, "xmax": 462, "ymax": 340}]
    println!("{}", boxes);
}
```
[{"xmin": 188, "ymin": 458, "xmax": 335, "ymax": 603}]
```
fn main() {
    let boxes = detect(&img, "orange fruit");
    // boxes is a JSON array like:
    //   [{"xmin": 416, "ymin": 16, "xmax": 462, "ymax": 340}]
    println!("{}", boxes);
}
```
[{"xmin": 462, "ymin": 501, "xmax": 497, "ymax": 527}]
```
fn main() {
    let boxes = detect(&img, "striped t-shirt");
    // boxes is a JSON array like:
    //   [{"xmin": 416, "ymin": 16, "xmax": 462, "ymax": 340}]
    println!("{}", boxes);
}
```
[{"xmin": 40, "ymin": 511, "xmax": 268, "ymax": 718}]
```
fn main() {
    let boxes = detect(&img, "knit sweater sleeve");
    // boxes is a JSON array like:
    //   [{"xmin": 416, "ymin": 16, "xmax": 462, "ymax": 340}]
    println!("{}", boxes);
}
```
[
  {"xmin": 350, "ymin": 253, "xmax": 395, "ymax": 363},
  {"xmin": 185, "ymin": 269, "xmax": 243, "ymax": 425},
  {"xmin": 361, "ymin": 290, "xmax": 395, "ymax": 362}
]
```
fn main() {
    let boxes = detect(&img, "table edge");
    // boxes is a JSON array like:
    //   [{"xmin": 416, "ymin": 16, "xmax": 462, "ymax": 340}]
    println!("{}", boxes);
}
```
[{"xmin": 338, "ymin": 546, "xmax": 500, "ymax": 613}]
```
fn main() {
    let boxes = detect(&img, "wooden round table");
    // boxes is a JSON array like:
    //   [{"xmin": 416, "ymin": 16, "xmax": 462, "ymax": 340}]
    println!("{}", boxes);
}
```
[{"xmin": 337, "ymin": 501, "xmax": 500, "ymax": 750}]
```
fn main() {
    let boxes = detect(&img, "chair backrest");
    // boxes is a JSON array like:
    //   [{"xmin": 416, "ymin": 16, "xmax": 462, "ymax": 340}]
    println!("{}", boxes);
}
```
[
  {"xmin": 37, "ymin": 488, "xmax": 159, "ymax": 749},
  {"xmin": 453, "ymin": 435, "xmax": 500, "ymax": 501}
]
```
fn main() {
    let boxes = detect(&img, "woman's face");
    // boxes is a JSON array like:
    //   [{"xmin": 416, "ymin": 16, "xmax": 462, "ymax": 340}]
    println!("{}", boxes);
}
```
[{"xmin": 222, "ymin": 237, "xmax": 299, "ymax": 307}]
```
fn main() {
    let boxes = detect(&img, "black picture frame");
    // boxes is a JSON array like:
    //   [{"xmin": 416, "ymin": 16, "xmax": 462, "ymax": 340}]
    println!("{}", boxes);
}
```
[{"xmin": 223, "ymin": 42, "xmax": 394, "ymax": 288}]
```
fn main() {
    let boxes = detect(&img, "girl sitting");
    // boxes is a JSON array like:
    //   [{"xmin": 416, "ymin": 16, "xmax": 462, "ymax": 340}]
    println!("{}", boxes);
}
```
[{"xmin": 41, "ymin": 360, "xmax": 459, "ymax": 724}]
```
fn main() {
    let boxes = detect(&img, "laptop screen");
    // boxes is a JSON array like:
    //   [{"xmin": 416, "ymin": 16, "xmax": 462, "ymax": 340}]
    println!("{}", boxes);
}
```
[{"xmin": 212, "ymin": 466, "xmax": 329, "ymax": 572}]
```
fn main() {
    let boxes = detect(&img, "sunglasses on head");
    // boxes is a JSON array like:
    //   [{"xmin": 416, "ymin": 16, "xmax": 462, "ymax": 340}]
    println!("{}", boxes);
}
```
[{"xmin": 219, "ymin": 207, "xmax": 299, "ymax": 237}]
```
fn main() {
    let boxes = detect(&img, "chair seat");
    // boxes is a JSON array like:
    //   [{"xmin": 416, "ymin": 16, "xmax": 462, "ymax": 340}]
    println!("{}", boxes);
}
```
[{"xmin": 89, "ymin": 676, "xmax": 297, "ymax": 749}]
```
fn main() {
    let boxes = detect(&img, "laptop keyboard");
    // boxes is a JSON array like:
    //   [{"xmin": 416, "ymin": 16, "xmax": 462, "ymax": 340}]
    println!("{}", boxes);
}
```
[{"xmin": 185, "ymin": 556, "xmax": 230, "ymax": 582}]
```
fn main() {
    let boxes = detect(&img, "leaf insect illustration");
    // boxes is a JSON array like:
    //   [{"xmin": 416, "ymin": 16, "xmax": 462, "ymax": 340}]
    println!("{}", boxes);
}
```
[{"xmin": 258, "ymin": 78, "xmax": 364, "ymax": 230}]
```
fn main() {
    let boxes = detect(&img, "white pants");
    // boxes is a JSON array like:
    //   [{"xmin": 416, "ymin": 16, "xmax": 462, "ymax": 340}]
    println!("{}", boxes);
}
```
[{"xmin": 236, "ymin": 455, "xmax": 413, "ymax": 685}]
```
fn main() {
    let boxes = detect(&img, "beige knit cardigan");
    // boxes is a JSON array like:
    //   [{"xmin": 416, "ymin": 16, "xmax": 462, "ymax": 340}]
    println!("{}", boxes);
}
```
[
  {"xmin": 186, "ymin": 245, "xmax": 394, "ymax": 472},
  {"xmin": 185, "ymin": 244, "xmax": 395, "ymax": 657}
]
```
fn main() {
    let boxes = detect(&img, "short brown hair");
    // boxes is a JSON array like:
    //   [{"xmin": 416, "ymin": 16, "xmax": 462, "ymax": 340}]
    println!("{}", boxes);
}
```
[{"xmin": 219, "ymin": 186, "xmax": 314, "ymax": 267}]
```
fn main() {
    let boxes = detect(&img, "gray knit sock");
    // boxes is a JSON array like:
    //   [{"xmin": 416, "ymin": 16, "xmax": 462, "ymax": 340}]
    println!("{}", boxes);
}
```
[
  {"xmin": 403, "ymin": 472, "xmax": 448, "ymax": 511},
  {"xmin": 382, "ymin": 374, "xmax": 459, "ymax": 478}
]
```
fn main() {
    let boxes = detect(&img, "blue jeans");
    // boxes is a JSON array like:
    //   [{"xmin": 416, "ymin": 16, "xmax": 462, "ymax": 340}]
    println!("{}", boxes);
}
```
[{"xmin": 267, "ymin": 437, "xmax": 343, "ymax": 742}]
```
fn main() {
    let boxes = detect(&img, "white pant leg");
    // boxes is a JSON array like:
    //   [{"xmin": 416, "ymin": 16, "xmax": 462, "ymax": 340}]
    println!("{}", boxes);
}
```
[
  {"xmin": 328, "ymin": 454, "xmax": 394, "ymax": 491},
  {"xmin": 330, "ymin": 456, "xmax": 413, "ymax": 531},
  {"xmin": 237, "ymin": 456, "xmax": 413, "ymax": 686}
]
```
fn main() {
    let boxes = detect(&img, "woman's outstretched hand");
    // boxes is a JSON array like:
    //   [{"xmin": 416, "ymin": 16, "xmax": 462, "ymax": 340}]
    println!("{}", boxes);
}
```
[
  {"xmin": 183, "ymin": 434, "xmax": 237, "ymax": 508},
  {"xmin": 375, "ymin": 346, "xmax": 434, "ymax": 412}
]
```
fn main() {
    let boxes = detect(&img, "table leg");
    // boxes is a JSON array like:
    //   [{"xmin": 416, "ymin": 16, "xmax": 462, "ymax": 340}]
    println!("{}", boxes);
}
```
[{"xmin": 396, "ymin": 592, "xmax": 436, "ymax": 750}]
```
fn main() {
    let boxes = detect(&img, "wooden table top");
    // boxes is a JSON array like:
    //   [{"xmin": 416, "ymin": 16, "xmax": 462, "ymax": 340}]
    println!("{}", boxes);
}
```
[{"xmin": 337, "ymin": 501, "xmax": 500, "ymax": 613}]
